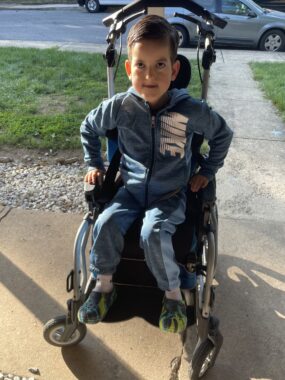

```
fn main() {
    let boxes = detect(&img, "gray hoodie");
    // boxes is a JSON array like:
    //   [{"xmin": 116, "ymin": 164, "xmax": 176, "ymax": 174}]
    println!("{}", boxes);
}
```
[{"xmin": 80, "ymin": 87, "xmax": 233, "ymax": 206}]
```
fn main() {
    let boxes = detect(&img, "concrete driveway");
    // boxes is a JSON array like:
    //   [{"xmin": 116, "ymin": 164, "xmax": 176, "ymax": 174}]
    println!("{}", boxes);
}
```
[{"xmin": 0, "ymin": 46, "xmax": 285, "ymax": 380}]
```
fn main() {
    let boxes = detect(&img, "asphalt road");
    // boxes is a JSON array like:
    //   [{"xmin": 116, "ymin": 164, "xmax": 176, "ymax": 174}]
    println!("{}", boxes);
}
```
[{"xmin": 0, "ymin": 7, "xmax": 125, "ymax": 44}]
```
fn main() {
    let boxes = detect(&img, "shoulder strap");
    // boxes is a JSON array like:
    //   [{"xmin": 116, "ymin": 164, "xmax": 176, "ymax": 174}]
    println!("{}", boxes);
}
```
[{"xmin": 103, "ymin": 148, "xmax": 121, "ymax": 190}]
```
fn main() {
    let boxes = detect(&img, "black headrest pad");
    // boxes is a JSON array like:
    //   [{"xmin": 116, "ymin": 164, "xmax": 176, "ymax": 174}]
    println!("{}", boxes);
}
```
[{"xmin": 169, "ymin": 54, "xmax": 191, "ymax": 90}]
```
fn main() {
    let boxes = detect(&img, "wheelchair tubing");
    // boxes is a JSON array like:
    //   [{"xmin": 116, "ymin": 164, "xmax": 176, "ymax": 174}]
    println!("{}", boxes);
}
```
[
  {"xmin": 211, "ymin": 204, "xmax": 218, "ymax": 274},
  {"xmin": 72, "ymin": 214, "xmax": 94, "ymax": 301},
  {"xmin": 198, "ymin": 231, "xmax": 216, "ymax": 319}
]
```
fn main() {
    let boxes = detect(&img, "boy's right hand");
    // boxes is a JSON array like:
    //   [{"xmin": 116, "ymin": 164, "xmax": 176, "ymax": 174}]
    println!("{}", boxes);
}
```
[{"xmin": 84, "ymin": 169, "xmax": 104, "ymax": 186}]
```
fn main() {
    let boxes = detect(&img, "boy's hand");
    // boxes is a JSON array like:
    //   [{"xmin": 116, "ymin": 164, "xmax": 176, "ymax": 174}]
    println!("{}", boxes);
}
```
[
  {"xmin": 84, "ymin": 169, "xmax": 104, "ymax": 186},
  {"xmin": 189, "ymin": 174, "xmax": 209, "ymax": 193}
]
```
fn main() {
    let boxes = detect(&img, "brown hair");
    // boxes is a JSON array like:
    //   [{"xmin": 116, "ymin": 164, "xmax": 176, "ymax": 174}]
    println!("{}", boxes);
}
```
[{"xmin": 127, "ymin": 15, "xmax": 179, "ymax": 62}]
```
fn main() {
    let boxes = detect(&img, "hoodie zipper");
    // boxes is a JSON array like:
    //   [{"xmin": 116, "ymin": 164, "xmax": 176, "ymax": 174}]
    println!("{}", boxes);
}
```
[{"xmin": 145, "ymin": 115, "xmax": 156, "ymax": 207}]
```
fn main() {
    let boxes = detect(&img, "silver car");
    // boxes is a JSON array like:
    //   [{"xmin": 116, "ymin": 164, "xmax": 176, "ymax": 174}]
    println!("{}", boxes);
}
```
[
  {"xmin": 166, "ymin": 0, "xmax": 285, "ymax": 51},
  {"xmin": 77, "ymin": 0, "xmax": 128, "ymax": 13},
  {"xmin": 79, "ymin": 0, "xmax": 285, "ymax": 51}
]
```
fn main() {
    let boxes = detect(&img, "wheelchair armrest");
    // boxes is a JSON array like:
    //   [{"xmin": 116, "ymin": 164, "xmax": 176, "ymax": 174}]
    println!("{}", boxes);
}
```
[
  {"xmin": 84, "ymin": 183, "xmax": 104, "ymax": 207},
  {"xmin": 200, "ymin": 177, "xmax": 216, "ymax": 204},
  {"xmin": 84, "ymin": 176, "xmax": 122, "ymax": 211},
  {"xmin": 84, "ymin": 148, "xmax": 122, "ymax": 210},
  {"xmin": 199, "ymin": 177, "xmax": 217, "ymax": 214}
]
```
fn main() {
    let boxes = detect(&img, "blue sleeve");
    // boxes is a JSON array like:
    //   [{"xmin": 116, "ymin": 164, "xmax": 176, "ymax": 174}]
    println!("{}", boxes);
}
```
[
  {"xmin": 191, "ymin": 102, "xmax": 233, "ymax": 180},
  {"xmin": 80, "ymin": 96, "xmax": 120, "ymax": 170}
]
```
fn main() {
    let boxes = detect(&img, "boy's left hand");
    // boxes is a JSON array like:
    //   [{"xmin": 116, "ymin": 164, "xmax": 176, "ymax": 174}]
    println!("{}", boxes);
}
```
[{"xmin": 189, "ymin": 174, "xmax": 209, "ymax": 192}]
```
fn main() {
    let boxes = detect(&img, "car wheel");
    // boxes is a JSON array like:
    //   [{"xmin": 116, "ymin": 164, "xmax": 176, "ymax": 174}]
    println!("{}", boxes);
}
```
[
  {"xmin": 259, "ymin": 29, "xmax": 285, "ymax": 52},
  {"xmin": 174, "ymin": 25, "xmax": 189, "ymax": 48},
  {"xmin": 85, "ymin": 0, "xmax": 101, "ymax": 13}
]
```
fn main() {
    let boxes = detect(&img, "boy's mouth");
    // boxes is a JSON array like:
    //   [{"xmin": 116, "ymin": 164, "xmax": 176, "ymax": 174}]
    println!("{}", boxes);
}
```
[{"xmin": 143, "ymin": 84, "xmax": 158, "ymax": 89}]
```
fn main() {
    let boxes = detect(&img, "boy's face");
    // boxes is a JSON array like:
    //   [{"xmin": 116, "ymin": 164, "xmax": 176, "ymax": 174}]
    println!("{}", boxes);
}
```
[{"xmin": 125, "ymin": 39, "xmax": 180, "ymax": 110}]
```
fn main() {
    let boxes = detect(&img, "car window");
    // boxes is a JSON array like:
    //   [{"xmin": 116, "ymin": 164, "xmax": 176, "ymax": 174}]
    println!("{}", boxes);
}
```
[
  {"xmin": 221, "ymin": 0, "xmax": 251, "ymax": 15},
  {"xmin": 194, "ymin": 0, "xmax": 216, "ymax": 12}
]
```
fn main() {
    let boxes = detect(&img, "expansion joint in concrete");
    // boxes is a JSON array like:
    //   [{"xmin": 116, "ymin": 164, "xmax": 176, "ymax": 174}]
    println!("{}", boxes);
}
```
[
  {"xmin": 168, "ymin": 332, "xmax": 186, "ymax": 380},
  {"xmin": 0, "ymin": 205, "xmax": 12, "ymax": 223}
]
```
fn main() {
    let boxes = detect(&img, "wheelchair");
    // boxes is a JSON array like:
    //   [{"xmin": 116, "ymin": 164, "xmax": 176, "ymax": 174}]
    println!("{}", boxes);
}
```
[{"xmin": 43, "ymin": 1, "xmax": 227, "ymax": 378}]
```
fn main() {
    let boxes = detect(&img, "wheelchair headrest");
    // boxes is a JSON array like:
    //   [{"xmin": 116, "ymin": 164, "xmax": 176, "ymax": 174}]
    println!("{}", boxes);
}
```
[{"xmin": 169, "ymin": 54, "xmax": 191, "ymax": 90}]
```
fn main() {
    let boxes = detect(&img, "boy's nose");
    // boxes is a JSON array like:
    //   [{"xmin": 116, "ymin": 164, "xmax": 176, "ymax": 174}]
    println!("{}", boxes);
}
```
[{"xmin": 145, "ymin": 67, "xmax": 154, "ymax": 80}]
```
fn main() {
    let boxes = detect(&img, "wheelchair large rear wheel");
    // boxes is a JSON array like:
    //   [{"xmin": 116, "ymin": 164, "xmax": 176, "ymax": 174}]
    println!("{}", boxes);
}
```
[
  {"xmin": 189, "ymin": 333, "xmax": 222, "ymax": 379},
  {"xmin": 43, "ymin": 315, "xmax": 87, "ymax": 347}
]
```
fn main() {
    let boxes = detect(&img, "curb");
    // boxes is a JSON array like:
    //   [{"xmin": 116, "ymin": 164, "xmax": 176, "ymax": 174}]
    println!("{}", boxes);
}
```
[{"xmin": 0, "ymin": 3, "xmax": 78, "ymax": 10}]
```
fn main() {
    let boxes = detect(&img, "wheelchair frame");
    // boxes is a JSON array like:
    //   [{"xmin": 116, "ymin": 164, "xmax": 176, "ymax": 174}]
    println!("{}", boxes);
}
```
[{"xmin": 43, "ymin": 2, "xmax": 227, "ymax": 379}]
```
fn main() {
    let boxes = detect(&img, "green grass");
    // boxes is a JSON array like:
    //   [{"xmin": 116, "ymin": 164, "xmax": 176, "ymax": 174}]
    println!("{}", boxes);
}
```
[
  {"xmin": 250, "ymin": 62, "xmax": 285, "ymax": 122},
  {"xmin": 0, "ymin": 47, "xmax": 201, "ymax": 150}
]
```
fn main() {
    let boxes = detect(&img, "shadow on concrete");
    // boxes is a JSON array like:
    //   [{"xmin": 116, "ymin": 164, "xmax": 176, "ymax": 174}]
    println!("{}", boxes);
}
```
[
  {"xmin": 104, "ymin": 286, "xmax": 163, "ymax": 326},
  {"xmin": 0, "ymin": 251, "xmax": 142, "ymax": 380},
  {"xmin": 186, "ymin": 254, "xmax": 285, "ymax": 380},
  {"xmin": 61, "ymin": 338, "xmax": 140, "ymax": 380},
  {"xmin": 1, "ymin": 246, "xmax": 284, "ymax": 380}
]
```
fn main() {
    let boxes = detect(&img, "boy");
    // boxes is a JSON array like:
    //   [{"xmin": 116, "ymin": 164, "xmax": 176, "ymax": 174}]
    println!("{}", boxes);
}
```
[{"xmin": 79, "ymin": 15, "xmax": 233, "ymax": 333}]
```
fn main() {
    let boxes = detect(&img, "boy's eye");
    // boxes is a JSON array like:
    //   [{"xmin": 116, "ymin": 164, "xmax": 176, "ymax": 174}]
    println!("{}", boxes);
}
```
[
  {"xmin": 157, "ymin": 62, "xmax": 166, "ymax": 69},
  {"xmin": 136, "ymin": 62, "xmax": 145, "ymax": 69}
]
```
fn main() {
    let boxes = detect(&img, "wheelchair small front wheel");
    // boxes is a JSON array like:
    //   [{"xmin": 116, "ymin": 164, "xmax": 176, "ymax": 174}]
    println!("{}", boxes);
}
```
[
  {"xmin": 189, "ymin": 338, "xmax": 219, "ymax": 379},
  {"xmin": 43, "ymin": 315, "xmax": 87, "ymax": 347}
]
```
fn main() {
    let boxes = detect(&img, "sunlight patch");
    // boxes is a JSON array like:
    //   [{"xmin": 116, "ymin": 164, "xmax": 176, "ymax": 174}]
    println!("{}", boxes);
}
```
[
  {"xmin": 274, "ymin": 310, "xmax": 285, "ymax": 319},
  {"xmin": 227, "ymin": 266, "xmax": 258, "ymax": 287},
  {"xmin": 251, "ymin": 270, "xmax": 285, "ymax": 291}
]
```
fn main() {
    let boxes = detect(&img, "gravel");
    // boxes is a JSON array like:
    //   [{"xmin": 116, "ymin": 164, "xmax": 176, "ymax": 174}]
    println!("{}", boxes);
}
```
[
  {"xmin": 0, "ymin": 373, "xmax": 35, "ymax": 380},
  {"xmin": 0, "ymin": 155, "xmax": 88, "ymax": 214}
]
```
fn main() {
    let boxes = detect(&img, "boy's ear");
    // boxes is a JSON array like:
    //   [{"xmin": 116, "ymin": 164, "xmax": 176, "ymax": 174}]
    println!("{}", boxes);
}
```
[
  {"xmin": 171, "ymin": 59, "xmax": 181, "ymax": 81},
  {"xmin": 125, "ymin": 59, "xmax": 132, "ymax": 79}
]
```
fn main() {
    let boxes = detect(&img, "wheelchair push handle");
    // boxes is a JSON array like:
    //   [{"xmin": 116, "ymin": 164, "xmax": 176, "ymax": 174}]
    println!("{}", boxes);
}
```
[
  {"xmin": 106, "ymin": 9, "xmax": 147, "ymax": 44},
  {"xmin": 174, "ymin": 12, "xmax": 215, "ymax": 33},
  {"xmin": 103, "ymin": 0, "xmax": 227, "ymax": 29},
  {"xmin": 174, "ymin": 10, "xmax": 225, "ymax": 101},
  {"xmin": 201, "ymin": 28, "xmax": 216, "ymax": 100},
  {"xmin": 173, "ymin": 12, "xmax": 217, "ymax": 65}
]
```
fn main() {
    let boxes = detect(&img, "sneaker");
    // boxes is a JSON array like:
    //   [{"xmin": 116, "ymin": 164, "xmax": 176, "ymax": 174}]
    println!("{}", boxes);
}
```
[
  {"xmin": 78, "ymin": 288, "xmax": 117, "ymax": 324},
  {"xmin": 159, "ymin": 298, "xmax": 187, "ymax": 333}
]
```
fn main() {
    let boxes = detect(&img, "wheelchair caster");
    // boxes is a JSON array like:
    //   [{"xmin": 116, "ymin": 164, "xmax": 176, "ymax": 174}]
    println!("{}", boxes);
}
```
[
  {"xmin": 189, "ymin": 330, "xmax": 223, "ymax": 379},
  {"xmin": 43, "ymin": 315, "xmax": 87, "ymax": 347}
]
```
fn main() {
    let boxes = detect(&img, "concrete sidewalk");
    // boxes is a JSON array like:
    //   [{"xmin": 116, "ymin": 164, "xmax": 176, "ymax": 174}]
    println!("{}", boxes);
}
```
[{"xmin": 0, "ymin": 45, "xmax": 285, "ymax": 379}]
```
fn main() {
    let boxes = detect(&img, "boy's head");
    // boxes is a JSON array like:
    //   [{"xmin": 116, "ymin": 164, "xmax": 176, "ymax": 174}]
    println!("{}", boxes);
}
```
[
  {"xmin": 127, "ymin": 15, "xmax": 179, "ymax": 63},
  {"xmin": 125, "ymin": 15, "xmax": 180, "ymax": 110}
]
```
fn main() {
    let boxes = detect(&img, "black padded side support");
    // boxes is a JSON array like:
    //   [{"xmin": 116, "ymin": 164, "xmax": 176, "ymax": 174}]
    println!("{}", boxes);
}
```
[{"xmin": 169, "ymin": 54, "xmax": 191, "ymax": 90}]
